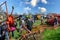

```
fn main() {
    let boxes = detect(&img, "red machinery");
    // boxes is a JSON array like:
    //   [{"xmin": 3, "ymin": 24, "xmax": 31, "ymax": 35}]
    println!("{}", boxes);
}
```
[
  {"xmin": 46, "ymin": 14, "xmax": 60, "ymax": 25},
  {"xmin": 0, "ymin": 1, "xmax": 14, "ymax": 32}
]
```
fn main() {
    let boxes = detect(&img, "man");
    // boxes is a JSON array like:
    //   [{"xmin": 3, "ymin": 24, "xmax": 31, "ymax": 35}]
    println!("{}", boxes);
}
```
[
  {"xmin": 26, "ymin": 18, "xmax": 33, "ymax": 31},
  {"xmin": 6, "ymin": 14, "xmax": 14, "ymax": 40},
  {"xmin": 2, "ymin": 22, "xmax": 9, "ymax": 40},
  {"xmin": 32, "ymin": 15, "xmax": 35, "ymax": 23},
  {"xmin": 0, "ymin": 22, "xmax": 3, "ymax": 40},
  {"xmin": 0, "ymin": 21, "xmax": 5, "ymax": 40},
  {"xmin": 41, "ymin": 15, "xmax": 44, "ymax": 25},
  {"xmin": 19, "ymin": 18, "xmax": 31, "ymax": 33},
  {"xmin": 54, "ymin": 17, "xmax": 58, "ymax": 29}
]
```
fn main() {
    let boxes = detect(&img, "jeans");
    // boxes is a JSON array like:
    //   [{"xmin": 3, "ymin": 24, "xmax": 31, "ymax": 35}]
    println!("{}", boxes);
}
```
[
  {"xmin": 5, "ymin": 31, "xmax": 9, "ymax": 40},
  {"xmin": 12, "ymin": 31, "xmax": 14, "ymax": 37},
  {"xmin": 0, "ymin": 35, "xmax": 2, "ymax": 40}
]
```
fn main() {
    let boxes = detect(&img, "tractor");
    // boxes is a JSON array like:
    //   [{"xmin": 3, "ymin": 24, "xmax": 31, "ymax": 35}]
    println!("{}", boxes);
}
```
[{"xmin": 46, "ymin": 14, "xmax": 60, "ymax": 25}]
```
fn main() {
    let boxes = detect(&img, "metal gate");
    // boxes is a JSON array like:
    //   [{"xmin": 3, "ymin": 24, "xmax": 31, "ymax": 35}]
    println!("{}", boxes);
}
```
[{"xmin": 19, "ymin": 30, "xmax": 42, "ymax": 40}]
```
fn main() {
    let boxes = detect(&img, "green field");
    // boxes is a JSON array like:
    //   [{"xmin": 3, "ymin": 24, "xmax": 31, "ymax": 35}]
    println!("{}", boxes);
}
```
[
  {"xmin": 42, "ymin": 26, "xmax": 60, "ymax": 40},
  {"xmin": 12, "ymin": 20, "xmax": 41, "ymax": 40},
  {"xmin": 12, "ymin": 20, "xmax": 60, "ymax": 40}
]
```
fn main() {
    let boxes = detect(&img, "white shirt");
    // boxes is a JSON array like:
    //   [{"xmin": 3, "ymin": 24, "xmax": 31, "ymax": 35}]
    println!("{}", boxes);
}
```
[{"xmin": 21, "ymin": 20, "xmax": 25, "ymax": 25}]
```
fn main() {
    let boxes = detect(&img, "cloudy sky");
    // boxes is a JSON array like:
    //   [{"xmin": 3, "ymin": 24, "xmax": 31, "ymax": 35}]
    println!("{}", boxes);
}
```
[{"xmin": 0, "ymin": 0, "xmax": 60, "ymax": 14}]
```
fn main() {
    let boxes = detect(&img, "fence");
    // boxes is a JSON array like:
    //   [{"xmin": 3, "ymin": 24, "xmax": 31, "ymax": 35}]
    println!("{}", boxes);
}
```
[{"xmin": 19, "ymin": 30, "xmax": 42, "ymax": 40}]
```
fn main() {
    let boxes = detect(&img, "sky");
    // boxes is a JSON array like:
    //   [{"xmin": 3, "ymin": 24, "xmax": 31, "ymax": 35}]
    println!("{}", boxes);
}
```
[{"xmin": 0, "ymin": 0, "xmax": 60, "ymax": 15}]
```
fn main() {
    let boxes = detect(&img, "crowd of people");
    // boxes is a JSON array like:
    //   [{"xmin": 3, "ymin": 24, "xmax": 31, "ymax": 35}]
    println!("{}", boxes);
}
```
[
  {"xmin": 0, "ymin": 14, "xmax": 34, "ymax": 40},
  {"xmin": 44, "ymin": 15, "xmax": 58, "ymax": 28},
  {"xmin": 0, "ymin": 14, "xmax": 59, "ymax": 40}
]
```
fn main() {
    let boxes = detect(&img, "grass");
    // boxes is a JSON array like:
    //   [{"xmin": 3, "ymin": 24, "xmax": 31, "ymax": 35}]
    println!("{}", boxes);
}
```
[
  {"xmin": 13, "ymin": 20, "xmax": 60, "ymax": 40},
  {"xmin": 33, "ymin": 20, "xmax": 41, "ymax": 26},
  {"xmin": 12, "ymin": 20, "xmax": 41, "ymax": 40},
  {"xmin": 42, "ymin": 26, "xmax": 60, "ymax": 40}
]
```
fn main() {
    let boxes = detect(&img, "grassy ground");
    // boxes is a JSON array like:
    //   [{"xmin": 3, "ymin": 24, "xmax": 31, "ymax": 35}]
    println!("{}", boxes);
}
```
[
  {"xmin": 12, "ymin": 20, "xmax": 41, "ymax": 40},
  {"xmin": 42, "ymin": 26, "xmax": 60, "ymax": 40},
  {"xmin": 12, "ymin": 20, "xmax": 60, "ymax": 40}
]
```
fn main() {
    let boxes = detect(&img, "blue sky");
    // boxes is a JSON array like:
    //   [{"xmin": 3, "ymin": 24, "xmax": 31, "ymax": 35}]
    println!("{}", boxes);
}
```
[{"xmin": 0, "ymin": 0, "xmax": 60, "ymax": 14}]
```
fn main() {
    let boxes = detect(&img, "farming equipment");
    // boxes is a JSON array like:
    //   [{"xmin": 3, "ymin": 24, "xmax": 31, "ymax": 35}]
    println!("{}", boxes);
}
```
[
  {"xmin": 0, "ymin": 1, "xmax": 15, "ymax": 23},
  {"xmin": 19, "ymin": 30, "xmax": 41, "ymax": 40},
  {"xmin": 46, "ymin": 14, "xmax": 60, "ymax": 25}
]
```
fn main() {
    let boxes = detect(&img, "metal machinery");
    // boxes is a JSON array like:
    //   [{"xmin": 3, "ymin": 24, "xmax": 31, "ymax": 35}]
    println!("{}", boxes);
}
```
[
  {"xmin": 46, "ymin": 14, "xmax": 60, "ymax": 25},
  {"xmin": 0, "ymin": 1, "xmax": 14, "ymax": 23},
  {"xmin": 0, "ymin": 1, "xmax": 14, "ymax": 32}
]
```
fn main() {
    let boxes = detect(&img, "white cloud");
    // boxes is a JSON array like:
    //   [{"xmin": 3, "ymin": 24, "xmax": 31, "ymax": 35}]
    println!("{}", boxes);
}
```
[
  {"xmin": 41, "ymin": 0, "xmax": 47, "ymax": 4},
  {"xmin": 39, "ymin": 7, "xmax": 47, "ymax": 13},
  {"xmin": 25, "ymin": 0, "xmax": 47, "ymax": 7},
  {"xmin": 25, "ymin": 0, "xmax": 29, "ymax": 2},
  {"xmin": 19, "ymin": 2, "xmax": 24, "ymax": 6},
  {"xmin": 20, "ymin": 1, "xmax": 30, "ymax": 5},
  {"xmin": 20, "ymin": 0, "xmax": 48, "ymax": 7},
  {"xmin": 24, "ymin": 7, "xmax": 31, "ymax": 14},
  {"xmin": 24, "ymin": 7, "xmax": 31, "ymax": 11},
  {"xmin": 25, "ymin": 2, "xmax": 30, "ymax": 4},
  {"xmin": 30, "ymin": 0, "xmax": 37, "ymax": 7},
  {"xmin": 38, "ymin": 7, "xmax": 41, "ymax": 9},
  {"xmin": 24, "ymin": 0, "xmax": 30, "ymax": 4}
]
